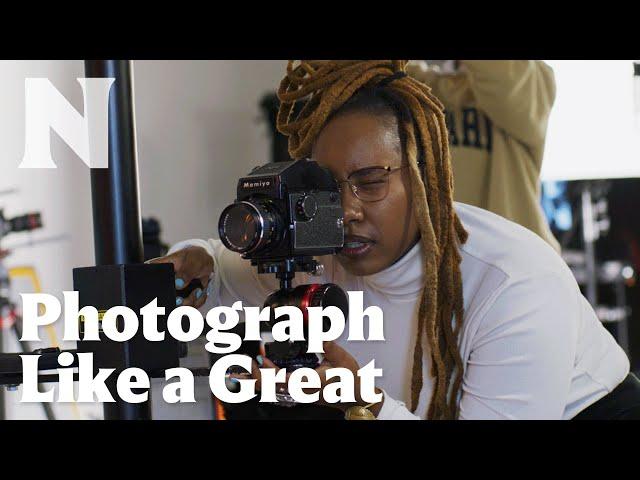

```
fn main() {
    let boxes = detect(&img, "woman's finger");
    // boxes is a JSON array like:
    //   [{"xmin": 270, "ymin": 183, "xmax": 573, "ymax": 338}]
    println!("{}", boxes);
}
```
[
  {"xmin": 148, "ymin": 251, "xmax": 199, "ymax": 291},
  {"xmin": 193, "ymin": 294, "xmax": 207, "ymax": 309},
  {"xmin": 192, "ymin": 285, "xmax": 208, "ymax": 308},
  {"xmin": 148, "ymin": 247, "xmax": 214, "ymax": 291},
  {"xmin": 182, "ymin": 247, "xmax": 214, "ymax": 285},
  {"xmin": 322, "ymin": 341, "xmax": 360, "ymax": 372},
  {"xmin": 322, "ymin": 341, "xmax": 342, "ymax": 360},
  {"xmin": 179, "ymin": 287, "xmax": 200, "ymax": 307}
]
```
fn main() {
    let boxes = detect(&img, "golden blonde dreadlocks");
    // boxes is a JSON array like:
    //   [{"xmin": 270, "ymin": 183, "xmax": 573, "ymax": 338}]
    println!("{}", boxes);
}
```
[{"xmin": 276, "ymin": 60, "xmax": 468, "ymax": 420}]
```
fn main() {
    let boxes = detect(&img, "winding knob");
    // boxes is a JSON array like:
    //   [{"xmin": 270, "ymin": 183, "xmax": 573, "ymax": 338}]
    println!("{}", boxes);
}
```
[{"xmin": 296, "ymin": 195, "xmax": 318, "ymax": 220}]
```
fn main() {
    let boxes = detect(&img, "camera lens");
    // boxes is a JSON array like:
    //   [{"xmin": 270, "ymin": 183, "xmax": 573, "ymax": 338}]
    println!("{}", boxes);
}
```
[{"xmin": 218, "ymin": 201, "xmax": 279, "ymax": 254}]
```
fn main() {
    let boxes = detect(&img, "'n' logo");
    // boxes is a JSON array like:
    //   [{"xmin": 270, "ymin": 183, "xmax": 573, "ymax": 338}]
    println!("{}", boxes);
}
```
[{"xmin": 19, "ymin": 78, "xmax": 115, "ymax": 169}]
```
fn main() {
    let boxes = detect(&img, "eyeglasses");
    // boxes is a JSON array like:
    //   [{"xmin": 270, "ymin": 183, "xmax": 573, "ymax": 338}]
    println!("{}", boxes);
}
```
[{"xmin": 335, "ymin": 165, "xmax": 409, "ymax": 203}]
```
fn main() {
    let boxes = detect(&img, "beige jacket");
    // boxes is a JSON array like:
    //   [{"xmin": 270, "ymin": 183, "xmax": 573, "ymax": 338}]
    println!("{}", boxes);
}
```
[{"xmin": 407, "ymin": 60, "xmax": 560, "ymax": 251}]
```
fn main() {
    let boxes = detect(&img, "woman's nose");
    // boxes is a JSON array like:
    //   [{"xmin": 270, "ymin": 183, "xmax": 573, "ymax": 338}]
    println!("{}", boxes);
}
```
[{"xmin": 341, "ymin": 186, "xmax": 364, "ymax": 224}]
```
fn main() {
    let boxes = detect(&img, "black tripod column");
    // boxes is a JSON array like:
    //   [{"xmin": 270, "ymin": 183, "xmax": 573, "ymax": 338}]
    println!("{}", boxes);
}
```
[{"xmin": 84, "ymin": 60, "xmax": 150, "ymax": 420}]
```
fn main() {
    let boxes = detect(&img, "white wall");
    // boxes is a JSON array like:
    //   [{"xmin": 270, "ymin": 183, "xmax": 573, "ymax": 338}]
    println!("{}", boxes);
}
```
[
  {"xmin": 135, "ymin": 60, "xmax": 287, "ymax": 244},
  {"xmin": 541, "ymin": 60, "xmax": 640, "ymax": 181},
  {"xmin": 0, "ymin": 60, "xmax": 287, "ymax": 419}
]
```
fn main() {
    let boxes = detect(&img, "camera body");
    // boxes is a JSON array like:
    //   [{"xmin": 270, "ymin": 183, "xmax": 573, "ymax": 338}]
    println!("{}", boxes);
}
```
[{"xmin": 218, "ymin": 159, "xmax": 344, "ymax": 263}]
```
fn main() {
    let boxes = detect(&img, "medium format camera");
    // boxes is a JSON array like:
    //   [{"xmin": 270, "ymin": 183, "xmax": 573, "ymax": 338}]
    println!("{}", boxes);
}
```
[
  {"xmin": 218, "ymin": 159, "xmax": 348, "ymax": 378},
  {"xmin": 218, "ymin": 159, "xmax": 344, "ymax": 262}
]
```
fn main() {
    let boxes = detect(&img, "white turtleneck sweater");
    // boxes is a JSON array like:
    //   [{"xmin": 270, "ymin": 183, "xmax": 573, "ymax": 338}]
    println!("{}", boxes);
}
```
[{"xmin": 169, "ymin": 202, "xmax": 629, "ymax": 419}]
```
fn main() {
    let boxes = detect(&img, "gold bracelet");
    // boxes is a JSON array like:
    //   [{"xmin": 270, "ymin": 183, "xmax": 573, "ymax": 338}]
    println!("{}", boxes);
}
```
[{"xmin": 344, "ymin": 392, "xmax": 383, "ymax": 420}]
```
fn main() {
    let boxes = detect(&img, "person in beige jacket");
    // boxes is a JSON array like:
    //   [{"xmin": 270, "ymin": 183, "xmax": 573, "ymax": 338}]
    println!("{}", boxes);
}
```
[{"xmin": 407, "ymin": 60, "xmax": 560, "ymax": 251}]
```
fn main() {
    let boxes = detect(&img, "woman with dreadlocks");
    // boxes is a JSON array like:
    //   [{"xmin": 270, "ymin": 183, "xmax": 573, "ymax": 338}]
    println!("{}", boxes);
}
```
[{"xmin": 153, "ymin": 60, "xmax": 639, "ymax": 419}]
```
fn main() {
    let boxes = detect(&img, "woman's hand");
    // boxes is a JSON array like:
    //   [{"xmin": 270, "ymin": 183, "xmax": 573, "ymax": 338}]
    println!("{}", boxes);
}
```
[
  {"xmin": 147, "ymin": 246, "xmax": 214, "ymax": 308},
  {"xmin": 245, "ymin": 341, "xmax": 384, "ymax": 417}
]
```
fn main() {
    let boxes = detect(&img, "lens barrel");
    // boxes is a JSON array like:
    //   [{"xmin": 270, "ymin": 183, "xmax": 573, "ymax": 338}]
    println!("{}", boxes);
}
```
[{"xmin": 218, "ymin": 201, "xmax": 279, "ymax": 254}]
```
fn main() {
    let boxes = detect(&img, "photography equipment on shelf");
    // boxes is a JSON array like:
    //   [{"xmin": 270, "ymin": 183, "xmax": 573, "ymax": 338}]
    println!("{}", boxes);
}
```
[
  {"xmin": 542, "ymin": 179, "xmax": 636, "ymax": 356},
  {"xmin": 0, "ymin": 210, "xmax": 42, "ymax": 238},
  {"xmin": 0, "ymin": 207, "xmax": 55, "ymax": 420}
]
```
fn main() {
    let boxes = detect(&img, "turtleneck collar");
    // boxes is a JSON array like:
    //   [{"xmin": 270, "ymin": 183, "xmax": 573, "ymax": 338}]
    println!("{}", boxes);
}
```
[{"xmin": 360, "ymin": 241, "xmax": 425, "ymax": 298}]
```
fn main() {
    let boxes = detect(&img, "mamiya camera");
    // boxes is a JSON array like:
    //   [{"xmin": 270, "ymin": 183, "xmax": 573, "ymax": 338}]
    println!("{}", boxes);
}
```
[{"xmin": 218, "ymin": 159, "xmax": 344, "ymax": 262}]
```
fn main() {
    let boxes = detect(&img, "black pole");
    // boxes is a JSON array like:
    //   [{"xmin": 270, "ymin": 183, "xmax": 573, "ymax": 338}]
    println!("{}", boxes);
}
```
[
  {"xmin": 84, "ymin": 60, "xmax": 150, "ymax": 420},
  {"xmin": 85, "ymin": 60, "xmax": 144, "ymax": 266}
]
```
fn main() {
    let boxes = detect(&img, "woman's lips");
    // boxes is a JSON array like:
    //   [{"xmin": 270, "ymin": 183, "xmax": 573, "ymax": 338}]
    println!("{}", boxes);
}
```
[{"xmin": 339, "ymin": 235, "xmax": 374, "ymax": 258}]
